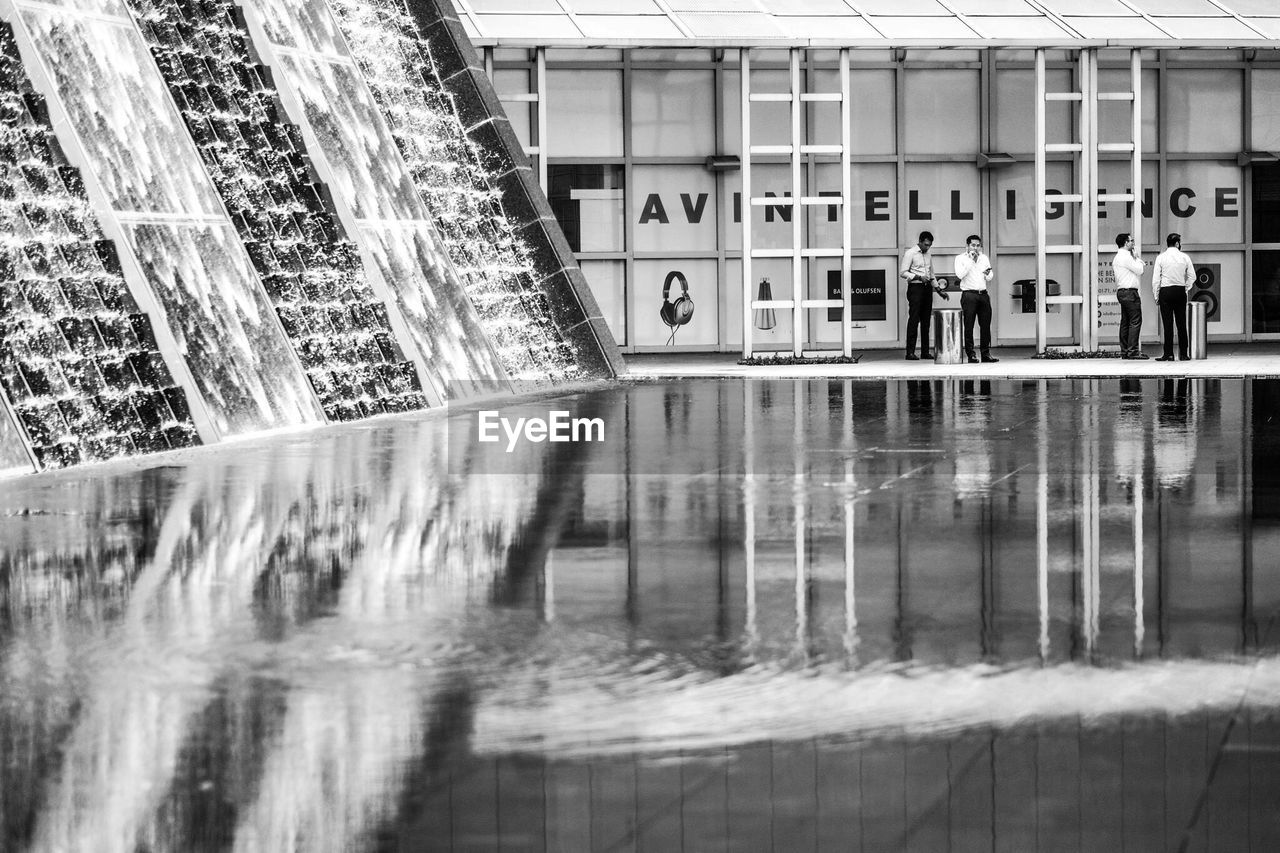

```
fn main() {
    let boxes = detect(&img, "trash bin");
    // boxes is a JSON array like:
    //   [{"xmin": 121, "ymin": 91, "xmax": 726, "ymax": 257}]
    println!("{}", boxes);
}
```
[
  {"xmin": 1187, "ymin": 299, "xmax": 1208, "ymax": 360},
  {"xmin": 933, "ymin": 307, "xmax": 964, "ymax": 365}
]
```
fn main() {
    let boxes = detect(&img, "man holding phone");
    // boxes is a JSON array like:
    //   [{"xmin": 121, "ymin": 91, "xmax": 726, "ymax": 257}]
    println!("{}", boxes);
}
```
[
  {"xmin": 899, "ymin": 230, "xmax": 949, "ymax": 360},
  {"xmin": 954, "ymin": 234, "xmax": 998, "ymax": 363}
]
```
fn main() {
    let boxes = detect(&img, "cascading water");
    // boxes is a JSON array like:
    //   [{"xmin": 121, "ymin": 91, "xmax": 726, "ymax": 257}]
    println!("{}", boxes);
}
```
[
  {"xmin": 326, "ymin": 0, "xmax": 580, "ymax": 383},
  {"xmin": 125, "ymin": 0, "xmax": 430, "ymax": 420},
  {"xmin": 244, "ymin": 0, "xmax": 513, "ymax": 402},
  {"xmin": 16, "ymin": 0, "xmax": 325, "ymax": 437},
  {"xmin": 0, "ymin": 0, "xmax": 619, "ymax": 474},
  {"xmin": 0, "ymin": 22, "xmax": 200, "ymax": 469}
]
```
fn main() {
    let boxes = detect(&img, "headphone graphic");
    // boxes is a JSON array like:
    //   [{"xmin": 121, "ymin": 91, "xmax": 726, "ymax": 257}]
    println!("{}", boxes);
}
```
[{"xmin": 659, "ymin": 270, "xmax": 694, "ymax": 344}]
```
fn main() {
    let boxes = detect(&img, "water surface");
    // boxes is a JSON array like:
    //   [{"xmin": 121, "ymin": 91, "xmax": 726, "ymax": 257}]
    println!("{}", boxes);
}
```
[{"xmin": 3, "ymin": 377, "xmax": 1280, "ymax": 851}]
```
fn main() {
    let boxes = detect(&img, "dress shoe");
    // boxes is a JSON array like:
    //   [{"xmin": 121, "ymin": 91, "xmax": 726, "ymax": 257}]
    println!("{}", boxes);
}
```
[
  {"xmin": 981, "ymin": 354, "xmax": 999, "ymax": 363},
  {"xmin": 906, "ymin": 353, "xmax": 919, "ymax": 360},
  {"xmin": 921, "ymin": 351, "xmax": 933, "ymax": 359},
  {"xmin": 967, "ymin": 356, "xmax": 980, "ymax": 364},
  {"xmin": 1155, "ymin": 356, "xmax": 1174, "ymax": 362},
  {"xmin": 1132, "ymin": 352, "xmax": 1150, "ymax": 359}
]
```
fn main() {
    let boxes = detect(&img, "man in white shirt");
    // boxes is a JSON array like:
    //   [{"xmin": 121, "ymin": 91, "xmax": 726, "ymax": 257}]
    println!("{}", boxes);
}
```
[
  {"xmin": 1150, "ymin": 232, "xmax": 1196, "ymax": 361},
  {"xmin": 899, "ymin": 230, "xmax": 944, "ymax": 360},
  {"xmin": 1112, "ymin": 232, "xmax": 1149, "ymax": 360},
  {"xmin": 953, "ymin": 234, "xmax": 998, "ymax": 363}
]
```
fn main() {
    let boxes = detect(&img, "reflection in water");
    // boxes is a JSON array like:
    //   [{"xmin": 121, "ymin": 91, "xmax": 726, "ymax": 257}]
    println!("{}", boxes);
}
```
[{"xmin": 2, "ymin": 378, "xmax": 1279, "ymax": 849}]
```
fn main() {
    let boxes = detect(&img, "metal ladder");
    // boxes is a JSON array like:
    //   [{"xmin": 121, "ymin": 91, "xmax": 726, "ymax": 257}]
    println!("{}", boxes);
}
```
[
  {"xmin": 741, "ymin": 49, "xmax": 853, "ymax": 358},
  {"xmin": 1034, "ymin": 48, "xmax": 1142, "ymax": 353}
]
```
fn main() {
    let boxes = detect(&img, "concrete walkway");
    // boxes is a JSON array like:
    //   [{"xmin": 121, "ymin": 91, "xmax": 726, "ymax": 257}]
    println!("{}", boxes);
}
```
[{"xmin": 623, "ymin": 343, "xmax": 1280, "ymax": 379}]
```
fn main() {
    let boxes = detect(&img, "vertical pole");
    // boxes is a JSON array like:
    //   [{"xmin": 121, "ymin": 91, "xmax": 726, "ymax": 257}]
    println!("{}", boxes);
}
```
[
  {"xmin": 794, "ymin": 380, "xmax": 806, "ymax": 656},
  {"xmin": 790, "ymin": 49, "xmax": 803, "ymax": 357},
  {"xmin": 841, "ymin": 49, "xmax": 852, "ymax": 358},
  {"xmin": 544, "ymin": 553, "xmax": 555, "ymax": 623},
  {"xmin": 1035, "ymin": 50, "xmax": 1048, "ymax": 353},
  {"xmin": 1083, "ymin": 383, "xmax": 1100, "ymax": 656},
  {"xmin": 741, "ymin": 49, "xmax": 753, "ymax": 360},
  {"xmin": 1084, "ymin": 50, "xmax": 1098, "ymax": 351},
  {"xmin": 535, "ymin": 48, "xmax": 547, "ymax": 193},
  {"xmin": 1131, "ymin": 49, "xmax": 1143, "ymax": 256},
  {"xmin": 1134, "ymin": 451, "xmax": 1145, "ymax": 658},
  {"xmin": 743, "ymin": 379, "xmax": 758, "ymax": 651},
  {"xmin": 843, "ymin": 379, "xmax": 857, "ymax": 660},
  {"xmin": 1037, "ymin": 379, "xmax": 1050, "ymax": 662}
]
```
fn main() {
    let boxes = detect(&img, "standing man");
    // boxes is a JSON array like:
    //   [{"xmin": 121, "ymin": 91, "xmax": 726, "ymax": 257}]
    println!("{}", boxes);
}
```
[
  {"xmin": 954, "ymin": 234, "xmax": 998, "ymax": 363},
  {"xmin": 1151, "ymin": 232, "xmax": 1196, "ymax": 361},
  {"xmin": 900, "ymin": 230, "xmax": 945, "ymax": 360},
  {"xmin": 1112, "ymin": 232, "xmax": 1149, "ymax": 359}
]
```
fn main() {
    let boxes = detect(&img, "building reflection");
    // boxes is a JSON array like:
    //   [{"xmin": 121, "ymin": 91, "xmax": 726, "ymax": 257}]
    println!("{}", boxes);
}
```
[{"xmin": 1, "ymin": 378, "xmax": 1279, "ymax": 849}]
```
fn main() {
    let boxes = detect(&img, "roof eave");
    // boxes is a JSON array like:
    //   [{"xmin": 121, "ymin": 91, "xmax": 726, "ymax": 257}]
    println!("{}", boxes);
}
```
[{"xmin": 470, "ymin": 37, "xmax": 1280, "ymax": 51}]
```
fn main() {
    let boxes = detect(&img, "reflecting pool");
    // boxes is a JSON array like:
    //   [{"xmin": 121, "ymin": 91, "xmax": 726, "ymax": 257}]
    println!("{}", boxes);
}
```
[{"xmin": 3, "ymin": 377, "xmax": 1280, "ymax": 851}]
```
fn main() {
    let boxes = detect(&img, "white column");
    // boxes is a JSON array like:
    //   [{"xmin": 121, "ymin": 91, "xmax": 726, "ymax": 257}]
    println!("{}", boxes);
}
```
[
  {"xmin": 790, "ymin": 50, "xmax": 803, "ymax": 357},
  {"xmin": 840, "ymin": 49, "xmax": 852, "ymax": 358},
  {"xmin": 741, "ymin": 49, "xmax": 753, "ymax": 359},
  {"xmin": 1035, "ymin": 50, "xmax": 1048, "ymax": 353}
]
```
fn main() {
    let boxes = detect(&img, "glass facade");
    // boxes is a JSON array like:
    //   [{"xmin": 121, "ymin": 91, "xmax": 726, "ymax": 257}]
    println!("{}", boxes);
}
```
[{"xmin": 490, "ymin": 46, "xmax": 1280, "ymax": 351}]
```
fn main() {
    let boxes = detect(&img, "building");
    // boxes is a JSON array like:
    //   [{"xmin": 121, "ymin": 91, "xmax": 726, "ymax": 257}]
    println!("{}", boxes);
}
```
[{"xmin": 455, "ymin": 0, "xmax": 1280, "ymax": 355}]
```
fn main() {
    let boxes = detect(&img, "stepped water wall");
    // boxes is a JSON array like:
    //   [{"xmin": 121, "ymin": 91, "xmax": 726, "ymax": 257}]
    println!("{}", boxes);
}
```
[{"xmin": 0, "ymin": 0, "xmax": 619, "ymax": 476}]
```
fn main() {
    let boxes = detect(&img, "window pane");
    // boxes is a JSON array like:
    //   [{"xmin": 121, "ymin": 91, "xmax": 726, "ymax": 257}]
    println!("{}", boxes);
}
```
[
  {"xmin": 632, "ymin": 166, "xmax": 717, "ymax": 252},
  {"xmin": 849, "ymin": 164, "xmax": 897, "ymax": 251},
  {"xmin": 1251, "ymin": 70, "xmax": 1280, "ymax": 151},
  {"xmin": 493, "ymin": 69, "xmax": 532, "ymax": 152},
  {"xmin": 1097, "ymin": 68, "xmax": 1157, "ymax": 154},
  {"xmin": 1096, "ymin": 161, "xmax": 1158, "ymax": 247},
  {"xmin": 632, "ymin": 70, "xmax": 714, "ymax": 157},
  {"xmin": 855, "ymin": 70, "xmax": 897, "ymax": 156},
  {"xmin": 811, "ymin": 69, "xmax": 896, "ymax": 156},
  {"xmin": 811, "ymin": 163, "xmax": 896, "ymax": 250},
  {"xmin": 747, "ymin": 69, "xmax": 791, "ymax": 148},
  {"xmin": 1189, "ymin": 252, "xmax": 1242, "ymax": 334},
  {"xmin": 721, "ymin": 69, "xmax": 742, "ymax": 157},
  {"xmin": 993, "ymin": 68, "xmax": 1071, "ymax": 154},
  {"xmin": 548, "ymin": 165, "xmax": 625, "ymax": 252},
  {"xmin": 724, "ymin": 164, "xmax": 794, "ymax": 253},
  {"xmin": 1251, "ymin": 163, "xmax": 1280, "ymax": 244},
  {"xmin": 1253, "ymin": 250, "xmax": 1280, "ymax": 334},
  {"xmin": 994, "ymin": 162, "xmax": 1073, "ymax": 248},
  {"xmin": 903, "ymin": 164, "xmax": 981, "ymax": 248},
  {"xmin": 634, "ymin": 259, "xmax": 719, "ymax": 347},
  {"xmin": 1165, "ymin": 69, "xmax": 1242, "ymax": 154},
  {"xmin": 579, "ymin": 260, "xmax": 626, "ymax": 345},
  {"xmin": 1165, "ymin": 161, "xmax": 1242, "ymax": 244},
  {"xmin": 904, "ymin": 70, "xmax": 979, "ymax": 155},
  {"xmin": 547, "ymin": 70, "xmax": 623, "ymax": 157},
  {"xmin": 997, "ymin": 254, "xmax": 1076, "ymax": 341}
]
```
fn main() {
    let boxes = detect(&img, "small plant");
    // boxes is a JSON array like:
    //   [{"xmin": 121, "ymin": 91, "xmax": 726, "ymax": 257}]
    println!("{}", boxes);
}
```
[
  {"xmin": 1031, "ymin": 348, "xmax": 1123, "ymax": 360},
  {"xmin": 738, "ymin": 353, "xmax": 865, "ymax": 366}
]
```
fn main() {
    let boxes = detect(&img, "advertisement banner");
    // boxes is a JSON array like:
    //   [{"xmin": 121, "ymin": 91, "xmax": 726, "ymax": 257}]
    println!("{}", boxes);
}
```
[
  {"xmin": 826, "ymin": 269, "xmax": 887, "ymax": 322},
  {"xmin": 1097, "ymin": 266, "xmax": 1120, "ymax": 336}
]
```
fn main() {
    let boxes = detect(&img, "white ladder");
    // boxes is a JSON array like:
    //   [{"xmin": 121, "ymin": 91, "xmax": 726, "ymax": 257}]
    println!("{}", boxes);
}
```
[
  {"xmin": 1034, "ymin": 48, "xmax": 1142, "ymax": 353},
  {"xmin": 741, "ymin": 48, "xmax": 853, "ymax": 358}
]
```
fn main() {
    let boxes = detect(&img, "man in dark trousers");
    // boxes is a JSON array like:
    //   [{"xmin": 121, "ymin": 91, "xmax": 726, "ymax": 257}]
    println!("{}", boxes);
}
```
[
  {"xmin": 899, "ymin": 230, "xmax": 947, "ymax": 360},
  {"xmin": 953, "ymin": 234, "xmax": 998, "ymax": 363},
  {"xmin": 1151, "ymin": 232, "xmax": 1196, "ymax": 361},
  {"xmin": 1112, "ymin": 232, "xmax": 1149, "ymax": 359}
]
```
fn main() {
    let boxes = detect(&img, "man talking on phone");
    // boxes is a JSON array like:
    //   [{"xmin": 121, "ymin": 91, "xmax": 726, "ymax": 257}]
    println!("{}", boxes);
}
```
[{"xmin": 953, "ymin": 234, "xmax": 998, "ymax": 363}]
